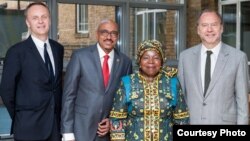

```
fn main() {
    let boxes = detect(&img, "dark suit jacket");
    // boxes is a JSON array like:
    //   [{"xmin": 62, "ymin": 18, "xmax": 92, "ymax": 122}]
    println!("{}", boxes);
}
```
[
  {"xmin": 61, "ymin": 44, "xmax": 132, "ymax": 141},
  {"xmin": 0, "ymin": 36, "xmax": 64, "ymax": 140}
]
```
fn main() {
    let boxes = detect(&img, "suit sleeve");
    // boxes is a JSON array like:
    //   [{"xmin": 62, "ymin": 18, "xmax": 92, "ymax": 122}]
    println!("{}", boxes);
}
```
[
  {"xmin": 61, "ymin": 51, "xmax": 81, "ymax": 133},
  {"xmin": 177, "ymin": 53, "xmax": 186, "ymax": 97},
  {"xmin": 126, "ymin": 60, "xmax": 133, "ymax": 75},
  {"xmin": 0, "ymin": 47, "xmax": 21, "ymax": 119},
  {"xmin": 235, "ymin": 53, "xmax": 249, "ymax": 124}
]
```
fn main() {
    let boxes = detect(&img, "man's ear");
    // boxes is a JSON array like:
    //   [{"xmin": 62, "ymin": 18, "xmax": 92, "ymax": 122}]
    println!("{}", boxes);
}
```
[{"xmin": 26, "ymin": 19, "xmax": 30, "ymax": 28}]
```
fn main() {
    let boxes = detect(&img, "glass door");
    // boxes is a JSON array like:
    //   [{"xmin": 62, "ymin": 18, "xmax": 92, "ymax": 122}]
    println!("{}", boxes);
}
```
[
  {"xmin": 220, "ymin": 0, "xmax": 250, "ymax": 74},
  {"xmin": 0, "ymin": 0, "xmax": 31, "ymax": 60},
  {"xmin": 221, "ymin": 4, "xmax": 237, "ymax": 47},
  {"xmin": 241, "ymin": 1, "xmax": 250, "ymax": 60}
]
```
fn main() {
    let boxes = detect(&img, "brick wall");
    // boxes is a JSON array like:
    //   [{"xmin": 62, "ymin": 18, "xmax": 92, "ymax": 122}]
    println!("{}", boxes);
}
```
[
  {"xmin": 58, "ymin": 4, "xmax": 115, "ymax": 61},
  {"xmin": 187, "ymin": 0, "xmax": 218, "ymax": 48}
]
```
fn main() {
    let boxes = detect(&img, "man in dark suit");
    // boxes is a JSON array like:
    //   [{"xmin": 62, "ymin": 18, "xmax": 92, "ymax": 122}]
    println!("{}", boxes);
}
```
[
  {"xmin": 61, "ymin": 19, "xmax": 132, "ymax": 141},
  {"xmin": 0, "ymin": 2, "xmax": 64, "ymax": 141}
]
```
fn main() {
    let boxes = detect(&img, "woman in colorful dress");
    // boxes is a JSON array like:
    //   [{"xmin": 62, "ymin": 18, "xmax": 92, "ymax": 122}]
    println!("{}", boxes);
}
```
[{"xmin": 109, "ymin": 39, "xmax": 189, "ymax": 141}]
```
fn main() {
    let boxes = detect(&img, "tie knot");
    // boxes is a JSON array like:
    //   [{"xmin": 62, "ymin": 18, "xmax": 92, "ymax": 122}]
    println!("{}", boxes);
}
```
[
  {"xmin": 206, "ymin": 50, "xmax": 213, "ymax": 56},
  {"xmin": 104, "ymin": 54, "xmax": 109, "ymax": 60}
]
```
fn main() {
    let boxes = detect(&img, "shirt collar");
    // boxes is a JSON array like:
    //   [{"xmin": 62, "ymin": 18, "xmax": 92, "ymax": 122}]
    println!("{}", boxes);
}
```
[
  {"xmin": 97, "ymin": 43, "xmax": 114, "ymax": 59},
  {"xmin": 201, "ymin": 41, "xmax": 221, "ymax": 56},
  {"xmin": 31, "ymin": 35, "xmax": 49, "ymax": 48}
]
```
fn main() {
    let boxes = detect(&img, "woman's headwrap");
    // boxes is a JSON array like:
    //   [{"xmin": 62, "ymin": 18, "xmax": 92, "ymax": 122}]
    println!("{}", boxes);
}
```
[{"xmin": 136, "ymin": 39, "xmax": 165, "ymax": 65}]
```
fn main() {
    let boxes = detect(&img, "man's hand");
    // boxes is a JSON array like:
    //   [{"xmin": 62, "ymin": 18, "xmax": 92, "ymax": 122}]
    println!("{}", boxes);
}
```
[{"xmin": 97, "ymin": 118, "xmax": 110, "ymax": 137}]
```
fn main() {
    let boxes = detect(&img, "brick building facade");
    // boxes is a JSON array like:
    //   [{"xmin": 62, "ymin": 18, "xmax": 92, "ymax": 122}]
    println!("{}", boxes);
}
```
[{"xmin": 57, "ymin": 0, "xmax": 218, "ymax": 61}]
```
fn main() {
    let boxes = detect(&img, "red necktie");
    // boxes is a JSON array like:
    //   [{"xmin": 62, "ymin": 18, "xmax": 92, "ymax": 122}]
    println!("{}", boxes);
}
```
[{"xmin": 102, "ymin": 55, "xmax": 109, "ymax": 87}]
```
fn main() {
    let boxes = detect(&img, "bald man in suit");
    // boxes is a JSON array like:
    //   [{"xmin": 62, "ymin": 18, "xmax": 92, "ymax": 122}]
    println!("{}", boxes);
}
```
[{"xmin": 178, "ymin": 9, "xmax": 249, "ymax": 124}]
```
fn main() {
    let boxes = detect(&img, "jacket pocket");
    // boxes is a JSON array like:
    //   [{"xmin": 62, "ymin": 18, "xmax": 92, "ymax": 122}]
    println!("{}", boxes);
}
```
[{"xmin": 222, "ymin": 114, "xmax": 237, "ymax": 123}]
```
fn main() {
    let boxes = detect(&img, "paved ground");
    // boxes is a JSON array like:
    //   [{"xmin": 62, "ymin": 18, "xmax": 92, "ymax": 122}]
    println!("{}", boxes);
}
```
[{"xmin": 0, "ymin": 106, "xmax": 13, "ymax": 140}]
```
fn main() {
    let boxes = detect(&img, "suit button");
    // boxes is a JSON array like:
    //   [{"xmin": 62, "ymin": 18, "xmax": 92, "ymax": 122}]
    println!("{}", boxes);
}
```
[{"xmin": 203, "ymin": 103, "xmax": 206, "ymax": 106}]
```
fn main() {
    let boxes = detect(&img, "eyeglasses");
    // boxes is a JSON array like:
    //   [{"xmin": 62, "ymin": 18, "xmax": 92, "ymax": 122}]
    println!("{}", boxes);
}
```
[{"xmin": 98, "ymin": 30, "xmax": 119, "ymax": 38}]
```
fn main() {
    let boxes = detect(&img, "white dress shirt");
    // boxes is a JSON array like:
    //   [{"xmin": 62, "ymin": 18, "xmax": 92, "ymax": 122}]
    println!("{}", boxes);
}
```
[
  {"xmin": 31, "ymin": 35, "xmax": 55, "ymax": 75},
  {"xmin": 200, "ymin": 42, "xmax": 221, "ymax": 92},
  {"xmin": 97, "ymin": 43, "xmax": 114, "ymax": 72}
]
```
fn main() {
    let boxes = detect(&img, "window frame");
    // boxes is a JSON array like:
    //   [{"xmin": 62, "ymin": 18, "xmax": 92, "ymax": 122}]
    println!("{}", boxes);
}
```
[{"xmin": 76, "ymin": 4, "xmax": 89, "ymax": 34}]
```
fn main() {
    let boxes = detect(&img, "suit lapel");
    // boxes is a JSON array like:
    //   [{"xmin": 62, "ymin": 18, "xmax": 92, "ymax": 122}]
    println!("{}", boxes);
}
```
[
  {"xmin": 91, "ymin": 45, "xmax": 105, "ymax": 90},
  {"xmin": 49, "ymin": 40, "xmax": 59, "ymax": 81},
  {"xmin": 106, "ymin": 49, "xmax": 120, "ymax": 92},
  {"xmin": 192, "ymin": 45, "xmax": 204, "ymax": 98},
  {"xmin": 27, "ymin": 36, "xmax": 49, "ymax": 77},
  {"xmin": 205, "ymin": 44, "xmax": 229, "ymax": 98}
]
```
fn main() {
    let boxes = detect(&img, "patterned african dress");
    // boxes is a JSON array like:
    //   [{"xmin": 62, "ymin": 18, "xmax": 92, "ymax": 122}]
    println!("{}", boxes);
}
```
[{"xmin": 110, "ymin": 67, "xmax": 189, "ymax": 141}]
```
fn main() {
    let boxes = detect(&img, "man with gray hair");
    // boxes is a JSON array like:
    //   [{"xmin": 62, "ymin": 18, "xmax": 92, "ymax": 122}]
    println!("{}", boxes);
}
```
[{"xmin": 61, "ymin": 19, "xmax": 132, "ymax": 141}]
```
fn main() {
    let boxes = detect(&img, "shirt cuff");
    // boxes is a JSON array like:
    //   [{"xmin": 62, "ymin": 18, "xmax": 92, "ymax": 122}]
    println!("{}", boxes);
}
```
[{"xmin": 62, "ymin": 133, "xmax": 75, "ymax": 141}]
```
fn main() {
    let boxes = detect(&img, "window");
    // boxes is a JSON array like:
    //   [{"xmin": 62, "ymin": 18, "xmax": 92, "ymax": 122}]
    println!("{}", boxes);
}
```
[
  {"xmin": 219, "ymin": 0, "xmax": 250, "ymax": 64},
  {"xmin": 76, "ymin": 4, "xmax": 88, "ymax": 34},
  {"xmin": 221, "ymin": 4, "xmax": 236, "ymax": 47},
  {"xmin": 135, "ymin": 9, "xmax": 167, "ymax": 46},
  {"xmin": 0, "ymin": 1, "xmax": 28, "ymax": 59},
  {"xmin": 240, "ymin": 1, "xmax": 250, "ymax": 62},
  {"xmin": 131, "ymin": 8, "xmax": 179, "ymax": 63}
]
